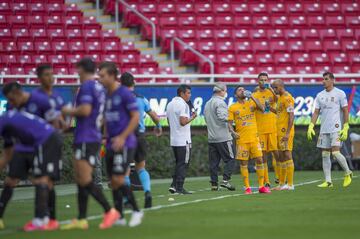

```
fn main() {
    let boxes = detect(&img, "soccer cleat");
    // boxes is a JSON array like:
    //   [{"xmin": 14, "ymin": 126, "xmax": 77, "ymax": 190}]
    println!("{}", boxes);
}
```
[
  {"xmin": 23, "ymin": 220, "xmax": 46, "ymax": 232},
  {"xmin": 114, "ymin": 218, "xmax": 127, "ymax": 226},
  {"xmin": 259, "ymin": 186, "xmax": 271, "ymax": 194},
  {"xmin": 168, "ymin": 186, "xmax": 176, "ymax": 194},
  {"xmin": 44, "ymin": 219, "xmax": 59, "ymax": 231},
  {"xmin": 144, "ymin": 191, "xmax": 152, "ymax": 208},
  {"xmin": 99, "ymin": 208, "xmax": 120, "ymax": 229},
  {"xmin": 244, "ymin": 188, "xmax": 252, "ymax": 195},
  {"xmin": 264, "ymin": 183, "xmax": 271, "ymax": 188},
  {"xmin": 177, "ymin": 189, "xmax": 192, "ymax": 195},
  {"xmin": 0, "ymin": 219, "xmax": 4, "ymax": 230},
  {"xmin": 275, "ymin": 178, "xmax": 280, "ymax": 185},
  {"xmin": 220, "ymin": 181, "xmax": 236, "ymax": 191},
  {"xmin": 343, "ymin": 173, "xmax": 353, "ymax": 187},
  {"xmin": 210, "ymin": 182, "xmax": 219, "ymax": 191},
  {"xmin": 129, "ymin": 211, "xmax": 144, "ymax": 227},
  {"xmin": 61, "ymin": 219, "xmax": 89, "ymax": 230},
  {"xmin": 272, "ymin": 185, "xmax": 281, "ymax": 191},
  {"xmin": 317, "ymin": 182, "xmax": 333, "ymax": 188},
  {"xmin": 280, "ymin": 184, "xmax": 290, "ymax": 191},
  {"xmin": 287, "ymin": 185, "xmax": 295, "ymax": 191}
]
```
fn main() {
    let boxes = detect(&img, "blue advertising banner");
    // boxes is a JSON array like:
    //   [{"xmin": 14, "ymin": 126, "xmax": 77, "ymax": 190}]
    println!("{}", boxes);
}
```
[{"xmin": 0, "ymin": 84, "xmax": 359, "ymax": 125}]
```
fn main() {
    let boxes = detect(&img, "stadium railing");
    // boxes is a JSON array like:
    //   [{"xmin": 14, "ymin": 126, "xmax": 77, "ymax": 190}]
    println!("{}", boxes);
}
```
[{"xmin": 1, "ymin": 74, "xmax": 360, "ymax": 85}]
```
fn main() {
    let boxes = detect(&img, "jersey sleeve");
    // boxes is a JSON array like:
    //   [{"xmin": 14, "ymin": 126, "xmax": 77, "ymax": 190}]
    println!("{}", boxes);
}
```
[
  {"xmin": 143, "ymin": 97, "xmax": 152, "ymax": 113},
  {"xmin": 124, "ymin": 89, "xmax": 138, "ymax": 112},
  {"xmin": 339, "ymin": 91, "xmax": 348, "ymax": 108},
  {"xmin": 179, "ymin": 101, "xmax": 189, "ymax": 118},
  {"xmin": 77, "ymin": 82, "xmax": 94, "ymax": 105},
  {"xmin": 285, "ymin": 95, "xmax": 295, "ymax": 113},
  {"xmin": 228, "ymin": 104, "xmax": 235, "ymax": 121}
]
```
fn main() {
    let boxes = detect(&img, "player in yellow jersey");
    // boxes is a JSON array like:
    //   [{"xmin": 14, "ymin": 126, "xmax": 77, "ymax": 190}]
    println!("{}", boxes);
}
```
[
  {"xmin": 228, "ymin": 86, "xmax": 271, "ymax": 194},
  {"xmin": 252, "ymin": 73, "xmax": 279, "ymax": 188},
  {"xmin": 272, "ymin": 80, "xmax": 295, "ymax": 190}
]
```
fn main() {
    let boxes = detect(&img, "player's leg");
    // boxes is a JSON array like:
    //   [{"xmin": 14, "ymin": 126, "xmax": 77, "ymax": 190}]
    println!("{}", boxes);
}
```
[
  {"xmin": 173, "ymin": 144, "xmax": 192, "ymax": 194},
  {"xmin": 330, "ymin": 133, "xmax": 352, "ymax": 187},
  {"xmin": 134, "ymin": 134, "xmax": 152, "ymax": 208},
  {"xmin": 267, "ymin": 133, "xmax": 279, "ymax": 187},
  {"xmin": 208, "ymin": 143, "xmax": 221, "ymax": 190},
  {"xmin": 273, "ymin": 150, "xmax": 286, "ymax": 190},
  {"xmin": 283, "ymin": 150, "xmax": 294, "ymax": 190},
  {"xmin": 251, "ymin": 140, "xmax": 270, "ymax": 193},
  {"xmin": 317, "ymin": 133, "xmax": 333, "ymax": 187},
  {"xmin": 240, "ymin": 159, "xmax": 251, "ymax": 194},
  {"xmin": 218, "ymin": 141, "xmax": 236, "ymax": 191},
  {"xmin": 259, "ymin": 134, "xmax": 270, "ymax": 186},
  {"xmin": 0, "ymin": 177, "xmax": 19, "ymax": 230},
  {"xmin": 272, "ymin": 152, "xmax": 280, "ymax": 185},
  {"xmin": 169, "ymin": 146, "xmax": 179, "ymax": 193}
]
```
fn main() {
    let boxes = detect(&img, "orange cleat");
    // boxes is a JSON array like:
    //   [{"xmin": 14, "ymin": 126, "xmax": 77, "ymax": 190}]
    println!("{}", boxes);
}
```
[
  {"xmin": 44, "ymin": 219, "xmax": 60, "ymax": 231},
  {"xmin": 99, "ymin": 208, "xmax": 120, "ymax": 229}
]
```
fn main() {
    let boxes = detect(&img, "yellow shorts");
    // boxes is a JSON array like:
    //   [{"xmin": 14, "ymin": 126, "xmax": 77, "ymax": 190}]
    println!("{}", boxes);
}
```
[
  {"xmin": 259, "ymin": 133, "xmax": 278, "ymax": 152},
  {"xmin": 236, "ymin": 140, "xmax": 263, "ymax": 161},
  {"xmin": 277, "ymin": 133, "xmax": 294, "ymax": 151}
]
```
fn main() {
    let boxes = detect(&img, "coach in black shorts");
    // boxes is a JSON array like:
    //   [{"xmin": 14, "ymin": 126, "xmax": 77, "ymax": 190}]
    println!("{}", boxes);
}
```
[{"xmin": 204, "ymin": 83, "xmax": 235, "ymax": 191}]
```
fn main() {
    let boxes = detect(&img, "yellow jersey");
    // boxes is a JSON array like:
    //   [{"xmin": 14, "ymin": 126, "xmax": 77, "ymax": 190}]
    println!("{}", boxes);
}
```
[
  {"xmin": 228, "ymin": 100, "xmax": 258, "ymax": 143},
  {"xmin": 276, "ymin": 91, "xmax": 295, "ymax": 136},
  {"xmin": 252, "ymin": 89, "xmax": 277, "ymax": 134}
]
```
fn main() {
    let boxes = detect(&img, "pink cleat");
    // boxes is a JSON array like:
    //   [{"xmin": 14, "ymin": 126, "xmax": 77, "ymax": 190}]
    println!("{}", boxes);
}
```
[
  {"xmin": 244, "ymin": 188, "xmax": 252, "ymax": 195},
  {"xmin": 44, "ymin": 219, "xmax": 59, "ymax": 231},
  {"xmin": 259, "ymin": 186, "xmax": 271, "ymax": 194},
  {"xmin": 23, "ymin": 220, "xmax": 46, "ymax": 232},
  {"xmin": 99, "ymin": 208, "xmax": 120, "ymax": 229}
]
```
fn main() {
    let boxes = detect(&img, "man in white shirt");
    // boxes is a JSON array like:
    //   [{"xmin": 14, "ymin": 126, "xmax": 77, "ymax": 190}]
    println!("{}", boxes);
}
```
[
  {"xmin": 307, "ymin": 72, "xmax": 352, "ymax": 188},
  {"xmin": 166, "ymin": 85, "xmax": 197, "ymax": 194}
]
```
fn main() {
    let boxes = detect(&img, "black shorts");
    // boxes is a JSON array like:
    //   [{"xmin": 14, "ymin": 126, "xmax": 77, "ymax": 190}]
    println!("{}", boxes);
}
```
[
  {"xmin": 73, "ymin": 142, "xmax": 100, "ymax": 167},
  {"xmin": 7, "ymin": 151, "xmax": 35, "ymax": 180},
  {"xmin": 134, "ymin": 133, "xmax": 147, "ymax": 163},
  {"xmin": 105, "ymin": 147, "xmax": 135, "ymax": 176},
  {"xmin": 33, "ymin": 133, "xmax": 63, "ymax": 181}
]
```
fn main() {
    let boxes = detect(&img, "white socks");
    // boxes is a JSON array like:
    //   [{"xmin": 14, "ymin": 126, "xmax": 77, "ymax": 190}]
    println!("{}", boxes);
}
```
[
  {"xmin": 322, "ymin": 151, "xmax": 332, "ymax": 183},
  {"xmin": 332, "ymin": 151, "xmax": 352, "ymax": 175}
]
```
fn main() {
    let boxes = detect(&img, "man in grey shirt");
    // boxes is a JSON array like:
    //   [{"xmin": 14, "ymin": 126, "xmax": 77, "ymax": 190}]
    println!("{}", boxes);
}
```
[{"xmin": 204, "ymin": 83, "xmax": 235, "ymax": 191}]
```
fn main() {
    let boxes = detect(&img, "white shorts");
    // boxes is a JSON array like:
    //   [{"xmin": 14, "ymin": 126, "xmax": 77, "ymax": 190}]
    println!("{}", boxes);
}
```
[{"xmin": 317, "ymin": 132, "xmax": 341, "ymax": 149}]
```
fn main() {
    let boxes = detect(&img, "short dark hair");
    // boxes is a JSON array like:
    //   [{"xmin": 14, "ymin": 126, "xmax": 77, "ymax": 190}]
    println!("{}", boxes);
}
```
[
  {"xmin": 120, "ymin": 72, "xmax": 135, "ymax": 87},
  {"xmin": 76, "ymin": 57, "xmax": 96, "ymax": 74},
  {"xmin": 177, "ymin": 84, "xmax": 191, "ymax": 96},
  {"xmin": 234, "ymin": 85, "xmax": 242, "ymax": 95},
  {"xmin": 257, "ymin": 72, "xmax": 269, "ymax": 79},
  {"xmin": 98, "ymin": 61, "xmax": 119, "ymax": 79},
  {"xmin": 36, "ymin": 64, "xmax": 52, "ymax": 78},
  {"xmin": 323, "ymin": 71, "xmax": 335, "ymax": 79},
  {"xmin": 2, "ymin": 82, "xmax": 22, "ymax": 96}
]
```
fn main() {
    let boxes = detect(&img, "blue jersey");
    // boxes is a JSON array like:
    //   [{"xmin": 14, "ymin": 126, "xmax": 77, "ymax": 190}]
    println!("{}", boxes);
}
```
[
  {"xmin": 33, "ymin": 87, "xmax": 65, "ymax": 111},
  {"xmin": 74, "ymin": 80, "xmax": 105, "ymax": 144},
  {"xmin": 13, "ymin": 91, "xmax": 58, "ymax": 152},
  {"xmin": 105, "ymin": 86, "xmax": 138, "ymax": 149},
  {"xmin": 0, "ymin": 110, "xmax": 54, "ymax": 149},
  {"xmin": 133, "ymin": 92, "xmax": 151, "ymax": 133}
]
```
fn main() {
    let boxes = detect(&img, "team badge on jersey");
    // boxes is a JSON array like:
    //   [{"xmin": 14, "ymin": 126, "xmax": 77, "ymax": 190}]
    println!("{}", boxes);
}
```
[{"xmin": 335, "ymin": 123, "xmax": 339, "ymax": 128}]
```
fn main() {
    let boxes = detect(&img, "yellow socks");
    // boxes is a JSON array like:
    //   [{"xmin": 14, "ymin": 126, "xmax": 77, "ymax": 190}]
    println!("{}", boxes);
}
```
[
  {"xmin": 285, "ymin": 159, "xmax": 294, "ymax": 186},
  {"xmin": 264, "ymin": 163, "xmax": 270, "ymax": 184},
  {"xmin": 279, "ymin": 162, "xmax": 287, "ymax": 185},
  {"xmin": 256, "ymin": 163, "xmax": 265, "ymax": 187},
  {"xmin": 240, "ymin": 165, "xmax": 250, "ymax": 188},
  {"xmin": 273, "ymin": 158, "xmax": 280, "ymax": 180}
]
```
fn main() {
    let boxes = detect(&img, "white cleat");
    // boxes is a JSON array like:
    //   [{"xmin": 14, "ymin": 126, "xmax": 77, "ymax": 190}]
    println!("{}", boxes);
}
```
[
  {"xmin": 129, "ymin": 211, "xmax": 144, "ymax": 227},
  {"xmin": 114, "ymin": 218, "xmax": 127, "ymax": 226},
  {"xmin": 287, "ymin": 185, "xmax": 295, "ymax": 191},
  {"xmin": 280, "ymin": 184, "xmax": 290, "ymax": 191}
]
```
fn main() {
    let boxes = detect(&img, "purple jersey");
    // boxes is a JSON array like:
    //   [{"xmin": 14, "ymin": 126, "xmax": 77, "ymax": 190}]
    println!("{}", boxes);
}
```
[
  {"xmin": 74, "ymin": 80, "xmax": 105, "ymax": 144},
  {"xmin": 0, "ymin": 110, "xmax": 54, "ymax": 149},
  {"xmin": 105, "ymin": 86, "xmax": 138, "ymax": 149},
  {"xmin": 33, "ymin": 88, "xmax": 65, "ymax": 111},
  {"xmin": 15, "ymin": 91, "xmax": 58, "ymax": 152}
]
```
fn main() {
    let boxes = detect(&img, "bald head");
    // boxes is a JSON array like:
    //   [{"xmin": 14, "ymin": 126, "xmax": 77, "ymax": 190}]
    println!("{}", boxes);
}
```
[{"xmin": 272, "ymin": 79, "xmax": 285, "ymax": 95}]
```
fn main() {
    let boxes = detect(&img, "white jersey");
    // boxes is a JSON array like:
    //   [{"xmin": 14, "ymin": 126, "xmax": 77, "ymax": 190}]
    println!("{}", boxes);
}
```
[
  {"xmin": 166, "ymin": 96, "xmax": 191, "ymax": 146},
  {"xmin": 314, "ymin": 87, "xmax": 348, "ymax": 134}
]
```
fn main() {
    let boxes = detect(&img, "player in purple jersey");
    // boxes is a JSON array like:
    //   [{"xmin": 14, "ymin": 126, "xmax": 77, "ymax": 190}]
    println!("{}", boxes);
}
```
[
  {"xmin": 0, "ymin": 82, "xmax": 62, "ymax": 231},
  {"xmin": 61, "ymin": 58, "xmax": 119, "ymax": 230},
  {"xmin": 98, "ymin": 62, "xmax": 143, "ymax": 227},
  {"xmin": 0, "ymin": 110, "xmax": 63, "ymax": 231}
]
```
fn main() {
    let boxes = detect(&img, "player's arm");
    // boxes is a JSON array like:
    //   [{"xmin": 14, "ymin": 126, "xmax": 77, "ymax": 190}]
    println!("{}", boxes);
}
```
[
  {"xmin": 268, "ymin": 85, "xmax": 278, "ymax": 102},
  {"xmin": 0, "ymin": 140, "xmax": 14, "ymax": 171},
  {"xmin": 283, "ymin": 103, "xmax": 295, "ymax": 142},
  {"xmin": 339, "ymin": 95, "xmax": 350, "ymax": 141},
  {"xmin": 147, "ymin": 110, "xmax": 162, "ymax": 136},
  {"xmin": 179, "ymin": 104, "xmax": 197, "ymax": 126},
  {"xmin": 250, "ymin": 95, "xmax": 265, "ymax": 112},
  {"xmin": 227, "ymin": 106, "xmax": 239, "ymax": 139},
  {"xmin": 216, "ymin": 101, "xmax": 229, "ymax": 122},
  {"xmin": 61, "ymin": 104, "xmax": 92, "ymax": 117}
]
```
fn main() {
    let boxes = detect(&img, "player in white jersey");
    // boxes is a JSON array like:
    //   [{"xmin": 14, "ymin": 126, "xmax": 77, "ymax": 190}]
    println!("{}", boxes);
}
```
[{"xmin": 307, "ymin": 72, "xmax": 352, "ymax": 188}]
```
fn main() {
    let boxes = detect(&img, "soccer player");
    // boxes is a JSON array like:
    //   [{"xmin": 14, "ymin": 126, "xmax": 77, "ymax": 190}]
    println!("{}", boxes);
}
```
[
  {"xmin": 166, "ymin": 85, "xmax": 197, "ymax": 194},
  {"xmin": 0, "ymin": 82, "xmax": 61, "ymax": 230},
  {"xmin": 307, "ymin": 72, "xmax": 352, "ymax": 188},
  {"xmin": 204, "ymin": 83, "xmax": 235, "ymax": 191},
  {"xmin": 252, "ymin": 72, "xmax": 279, "ymax": 187},
  {"xmin": 61, "ymin": 58, "xmax": 119, "ymax": 230},
  {"xmin": 272, "ymin": 80, "xmax": 295, "ymax": 190},
  {"xmin": 98, "ymin": 62, "xmax": 143, "ymax": 227},
  {"xmin": 120, "ymin": 72, "xmax": 162, "ymax": 208},
  {"xmin": 228, "ymin": 86, "xmax": 271, "ymax": 194},
  {"xmin": 0, "ymin": 110, "xmax": 63, "ymax": 231}
]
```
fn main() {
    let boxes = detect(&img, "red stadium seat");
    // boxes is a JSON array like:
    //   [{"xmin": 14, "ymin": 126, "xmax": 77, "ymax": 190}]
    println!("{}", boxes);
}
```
[
  {"xmin": 287, "ymin": 2, "xmax": 304, "ymax": 13},
  {"xmin": 35, "ymin": 40, "xmax": 52, "ymax": 53}
]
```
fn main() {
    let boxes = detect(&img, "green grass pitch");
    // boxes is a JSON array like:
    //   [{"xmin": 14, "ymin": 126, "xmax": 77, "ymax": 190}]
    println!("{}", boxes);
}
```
[{"xmin": 0, "ymin": 171, "xmax": 359, "ymax": 239}]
